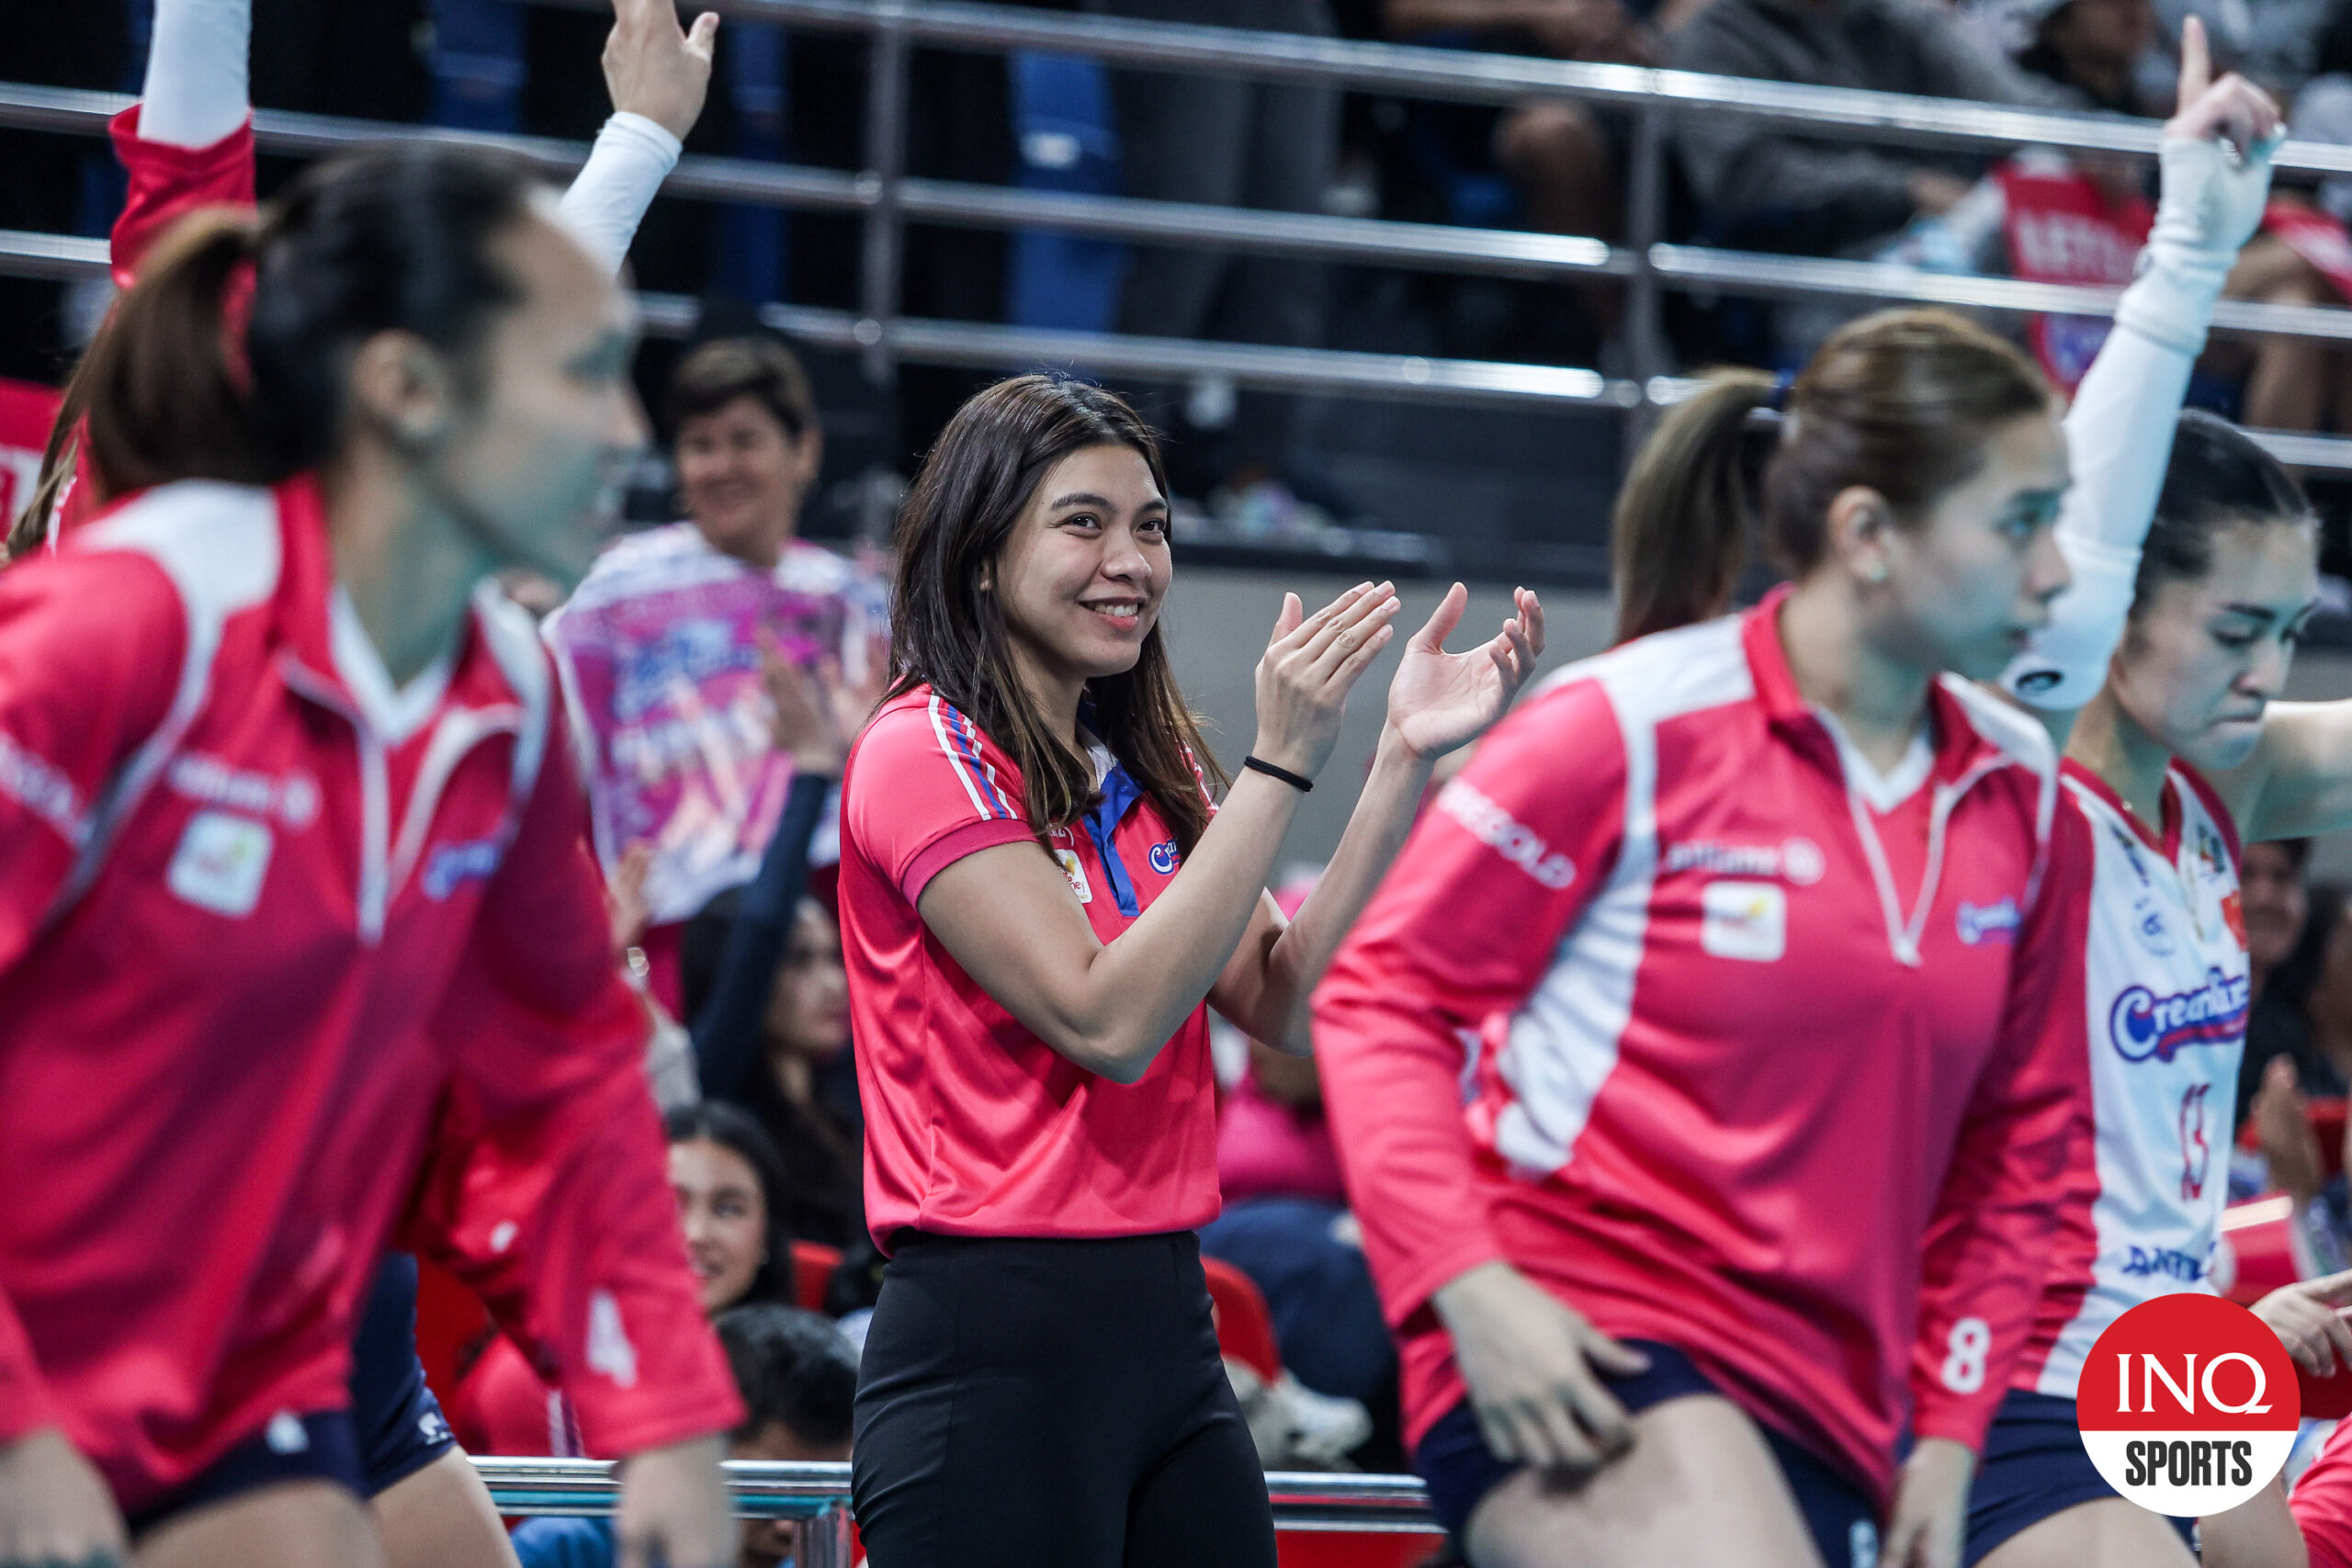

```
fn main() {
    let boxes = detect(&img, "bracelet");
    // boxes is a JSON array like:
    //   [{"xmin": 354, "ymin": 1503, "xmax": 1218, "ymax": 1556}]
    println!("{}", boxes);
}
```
[{"xmin": 1243, "ymin": 755, "xmax": 1314, "ymax": 793}]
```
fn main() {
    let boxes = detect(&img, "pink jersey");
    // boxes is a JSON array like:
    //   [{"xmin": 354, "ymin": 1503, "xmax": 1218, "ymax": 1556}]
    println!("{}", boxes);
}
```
[
  {"xmin": 2294, "ymin": 1416, "xmax": 2352, "ymax": 1566},
  {"xmin": 2009, "ymin": 761, "xmax": 2248, "ymax": 1397},
  {"xmin": 840, "ymin": 686, "xmax": 1221, "ymax": 1248},
  {"xmin": 1314, "ymin": 594, "xmax": 2087, "ymax": 1503},
  {"xmin": 0, "ymin": 479, "xmax": 739, "ymax": 1505}
]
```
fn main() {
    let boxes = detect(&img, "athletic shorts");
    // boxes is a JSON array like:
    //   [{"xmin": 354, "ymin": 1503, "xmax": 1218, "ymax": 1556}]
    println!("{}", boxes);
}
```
[
  {"xmin": 852, "ymin": 1229, "xmax": 1276, "ymax": 1568},
  {"xmin": 125, "ymin": 1410, "xmax": 364, "ymax": 1537},
  {"xmin": 349, "ymin": 1252, "xmax": 459, "ymax": 1496},
  {"xmin": 1413, "ymin": 1339, "xmax": 1882, "ymax": 1568},
  {"xmin": 125, "ymin": 1253, "xmax": 456, "ymax": 1536},
  {"xmin": 1964, "ymin": 1389, "xmax": 2195, "ymax": 1565}
]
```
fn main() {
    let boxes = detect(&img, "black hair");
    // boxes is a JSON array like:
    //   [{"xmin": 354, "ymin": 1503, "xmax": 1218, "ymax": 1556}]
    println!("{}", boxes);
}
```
[
  {"xmin": 2132, "ymin": 411, "xmax": 2315, "ymax": 615},
  {"xmin": 663, "ymin": 1100, "xmax": 798, "ymax": 1309},
  {"xmin": 714, "ymin": 1303, "xmax": 858, "ymax": 1450}
]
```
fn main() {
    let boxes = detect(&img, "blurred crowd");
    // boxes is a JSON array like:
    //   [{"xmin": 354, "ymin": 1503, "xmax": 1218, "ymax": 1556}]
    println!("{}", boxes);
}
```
[{"xmin": 15, "ymin": 0, "xmax": 2352, "ymax": 547}]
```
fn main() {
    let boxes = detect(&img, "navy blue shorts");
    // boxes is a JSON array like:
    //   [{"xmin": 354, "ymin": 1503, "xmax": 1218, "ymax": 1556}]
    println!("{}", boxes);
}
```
[
  {"xmin": 1964, "ymin": 1389, "xmax": 2195, "ymax": 1565},
  {"xmin": 126, "ymin": 1410, "xmax": 364, "ymax": 1537},
  {"xmin": 1414, "ymin": 1340, "xmax": 1882, "ymax": 1568},
  {"xmin": 349, "ymin": 1253, "xmax": 459, "ymax": 1497}
]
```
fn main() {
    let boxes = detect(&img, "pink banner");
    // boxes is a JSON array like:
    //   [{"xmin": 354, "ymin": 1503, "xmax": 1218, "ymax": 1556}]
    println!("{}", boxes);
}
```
[{"xmin": 548, "ymin": 524, "xmax": 887, "ymax": 923}]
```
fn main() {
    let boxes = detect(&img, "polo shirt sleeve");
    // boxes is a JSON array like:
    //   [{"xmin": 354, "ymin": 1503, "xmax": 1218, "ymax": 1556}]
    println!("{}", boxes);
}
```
[{"xmin": 846, "ymin": 694, "xmax": 1035, "ymax": 905}]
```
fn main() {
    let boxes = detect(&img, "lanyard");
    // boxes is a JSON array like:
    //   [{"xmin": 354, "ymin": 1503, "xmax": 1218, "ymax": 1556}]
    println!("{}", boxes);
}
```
[{"xmin": 1081, "ymin": 744, "xmax": 1145, "ymax": 919}]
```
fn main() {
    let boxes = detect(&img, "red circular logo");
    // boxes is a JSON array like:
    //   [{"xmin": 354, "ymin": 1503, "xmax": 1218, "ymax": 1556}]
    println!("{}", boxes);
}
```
[{"xmin": 2076, "ymin": 1292, "xmax": 2300, "ymax": 1516}]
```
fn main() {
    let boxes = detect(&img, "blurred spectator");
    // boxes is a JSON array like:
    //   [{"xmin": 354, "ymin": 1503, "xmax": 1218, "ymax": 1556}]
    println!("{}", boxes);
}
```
[
  {"xmin": 509, "ymin": 1303, "xmax": 856, "ymax": 1568},
  {"xmin": 2246, "ymin": 838, "xmax": 2314, "ymax": 998},
  {"xmin": 2244, "ymin": 881, "xmax": 2352, "ymax": 1115},
  {"xmin": 454, "ymin": 1103, "xmax": 798, "ymax": 1458},
  {"xmin": 1383, "ymin": 0, "xmax": 1659, "ymax": 245},
  {"xmin": 687, "ymin": 895, "xmax": 865, "ymax": 1250},
  {"xmin": 2152, "ymin": 0, "xmax": 2332, "ymax": 98},
  {"xmin": 2002, "ymin": 0, "xmax": 2167, "ymax": 112},
  {"xmin": 1085, "ymin": 0, "xmax": 1340, "ymax": 517},
  {"xmin": 1668, "ymin": 0, "xmax": 2060, "ymax": 351},
  {"xmin": 682, "ymin": 649, "xmax": 876, "ymax": 1252},
  {"xmin": 545, "ymin": 334, "xmax": 888, "ymax": 1016}
]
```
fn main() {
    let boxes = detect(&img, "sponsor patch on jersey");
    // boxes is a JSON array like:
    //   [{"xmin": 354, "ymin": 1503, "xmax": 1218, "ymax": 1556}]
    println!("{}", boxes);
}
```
[
  {"xmin": 166, "ymin": 810, "xmax": 273, "ymax": 918},
  {"xmin": 1956, "ymin": 897, "xmax": 2021, "ymax": 945},
  {"xmin": 2110, "ymin": 966, "xmax": 2250, "ymax": 1063},
  {"xmin": 422, "ymin": 837, "xmax": 505, "ymax": 900},
  {"xmin": 1054, "ymin": 847, "xmax": 1094, "ymax": 904},
  {"xmin": 1436, "ymin": 777, "xmax": 1575, "ymax": 888},
  {"xmin": 2132, "ymin": 894, "xmax": 2177, "ymax": 957},
  {"xmin": 1701, "ymin": 880, "xmax": 1785, "ymax": 962},
  {"xmin": 2222, "ymin": 891, "xmax": 2246, "ymax": 949},
  {"xmin": 166, "ymin": 752, "xmax": 320, "ymax": 829},
  {"xmin": 2120, "ymin": 1244, "xmax": 2208, "ymax": 1282},
  {"xmin": 1148, "ymin": 840, "xmax": 1180, "ymax": 875},
  {"xmin": 1663, "ymin": 837, "xmax": 1824, "ymax": 886}
]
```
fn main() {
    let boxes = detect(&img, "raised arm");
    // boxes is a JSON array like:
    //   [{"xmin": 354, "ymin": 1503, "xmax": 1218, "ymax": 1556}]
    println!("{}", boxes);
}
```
[
  {"xmin": 559, "ymin": 0, "xmax": 718, "ymax": 277},
  {"xmin": 2002, "ymin": 21, "xmax": 2281, "ymax": 741}
]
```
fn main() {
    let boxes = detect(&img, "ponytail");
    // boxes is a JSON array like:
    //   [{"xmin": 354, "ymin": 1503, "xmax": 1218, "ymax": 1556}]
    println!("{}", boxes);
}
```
[
  {"xmin": 1610, "ymin": 310, "xmax": 2051, "ymax": 646},
  {"xmin": 80, "ymin": 209, "xmax": 271, "ymax": 498},
  {"xmin": 1610, "ymin": 369, "xmax": 1773, "ymax": 645}
]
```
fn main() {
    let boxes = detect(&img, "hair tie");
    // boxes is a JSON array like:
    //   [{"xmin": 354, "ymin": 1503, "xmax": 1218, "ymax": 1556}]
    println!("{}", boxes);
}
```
[{"xmin": 1766, "ymin": 370, "xmax": 1796, "ymax": 413}]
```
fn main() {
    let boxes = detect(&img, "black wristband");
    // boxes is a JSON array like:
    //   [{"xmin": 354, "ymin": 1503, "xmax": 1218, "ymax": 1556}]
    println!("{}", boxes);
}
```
[{"xmin": 1243, "ymin": 755, "xmax": 1314, "ymax": 793}]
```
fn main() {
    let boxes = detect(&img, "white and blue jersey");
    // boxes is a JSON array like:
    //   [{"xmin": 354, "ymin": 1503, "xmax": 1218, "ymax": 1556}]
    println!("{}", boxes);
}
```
[{"xmin": 2017, "ymin": 759, "xmax": 2250, "ymax": 1399}]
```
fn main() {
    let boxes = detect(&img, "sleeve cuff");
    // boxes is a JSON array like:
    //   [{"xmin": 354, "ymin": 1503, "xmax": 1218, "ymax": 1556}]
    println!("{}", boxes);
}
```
[
  {"xmin": 901, "ymin": 818, "xmax": 1035, "ymax": 905},
  {"xmin": 1909, "ymin": 1389, "xmax": 2001, "ymax": 1455},
  {"xmin": 605, "ymin": 111, "xmax": 684, "ymax": 165}
]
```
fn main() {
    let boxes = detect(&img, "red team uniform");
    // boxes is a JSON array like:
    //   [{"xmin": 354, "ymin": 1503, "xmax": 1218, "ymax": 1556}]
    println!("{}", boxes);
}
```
[
  {"xmin": 0, "ymin": 477, "xmax": 740, "ymax": 1507},
  {"xmin": 1316, "ymin": 593, "xmax": 2089, "ymax": 1552},
  {"xmin": 841, "ymin": 686, "xmax": 1220, "ymax": 1242}
]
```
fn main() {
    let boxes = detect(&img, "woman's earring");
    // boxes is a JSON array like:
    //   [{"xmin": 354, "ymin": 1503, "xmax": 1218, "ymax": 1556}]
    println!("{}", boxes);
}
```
[{"xmin": 1864, "ymin": 560, "xmax": 1888, "ymax": 583}]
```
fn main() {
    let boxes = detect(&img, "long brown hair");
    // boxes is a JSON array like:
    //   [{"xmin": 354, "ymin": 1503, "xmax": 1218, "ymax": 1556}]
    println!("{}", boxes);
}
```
[
  {"xmin": 1611, "ymin": 310, "xmax": 2052, "ymax": 645},
  {"xmin": 8, "ymin": 141, "xmax": 538, "ymax": 554},
  {"xmin": 888, "ymin": 375, "xmax": 1223, "ymax": 852}
]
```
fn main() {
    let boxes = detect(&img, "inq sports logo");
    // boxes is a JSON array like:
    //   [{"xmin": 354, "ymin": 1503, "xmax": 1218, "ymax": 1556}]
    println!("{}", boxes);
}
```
[{"xmin": 2075, "ymin": 1292, "xmax": 2300, "ymax": 1517}]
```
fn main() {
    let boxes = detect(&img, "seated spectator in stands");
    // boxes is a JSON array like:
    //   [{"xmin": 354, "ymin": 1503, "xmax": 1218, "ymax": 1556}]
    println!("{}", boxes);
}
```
[
  {"xmin": 2003, "ymin": 0, "xmax": 2166, "ymax": 112},
  {"xmin": 1668, "ymin": 0, "xmax": 2060, "ymax": 288},
  {"xmin": 1382, "ymin": 0, "xmax": 1673, "ymax": 258},
  {"xmin": 455, "ymin": 1103, "xmax": 799, "ymax": 1457},
  {"xmin": 2249, "ymin": 839, "xmax": 2315, "ymax": 998},
  {"xmin": 2153, "ymin": 0, "xmax": 2332, "ymax": 99},
  {"xmin": 687, "ymin": 894, "xmax": 865, "ymax": 1250},
  {"xmin": 546, "ymin": 333, "xmax": 888, "ymax": 1015},
  {"xmin": 509, "ymin": 1304, "xmax": 858, "ymax": 1568}
]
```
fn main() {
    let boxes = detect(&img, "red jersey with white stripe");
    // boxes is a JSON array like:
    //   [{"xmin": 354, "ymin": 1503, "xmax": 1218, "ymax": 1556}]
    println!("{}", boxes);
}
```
[
  {"xmin": 1315, "ymin": 594, "xmax": 2088, "ymax": 1503},
  {"xmin": 2009, "ymin": 761, "xmax": 2248, "ymax": 1398},
  {"xmin": 0, "ymin": 479, "xmax": 739, "ymax": 1506},
  {"xmin": 840, "ymin": 686, "xmax": 1221, "ymax": 1248}
]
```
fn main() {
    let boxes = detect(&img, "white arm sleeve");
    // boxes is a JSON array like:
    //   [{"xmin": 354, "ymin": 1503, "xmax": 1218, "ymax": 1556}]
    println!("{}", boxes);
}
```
[
  {"xmin": 558, "ymin": 113, "xmax": 684, "ymax": 279},
  {"xmin": 139, "ymin": 0, "xmax": 251, "ymax": 150},
  {"xmin": 2001, "ymin": 133, "xmax": 2278, "ymax": 711}
]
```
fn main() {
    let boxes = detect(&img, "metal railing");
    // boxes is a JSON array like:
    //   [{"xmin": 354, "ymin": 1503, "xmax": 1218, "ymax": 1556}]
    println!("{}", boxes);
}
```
[
  {"xmin": 470, "ymin": 1456, "xmax": 1440, "ymax": 1566},
  {"xmin": 7, "ymin": 0, "xmax": 2352, "ymax": 471}
]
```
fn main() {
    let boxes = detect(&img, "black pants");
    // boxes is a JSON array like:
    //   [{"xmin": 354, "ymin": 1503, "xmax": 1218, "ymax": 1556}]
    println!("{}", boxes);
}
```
[{"xmin": 852, "ymin": 1231, "xmax": 1276, "ymax": 1568}]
